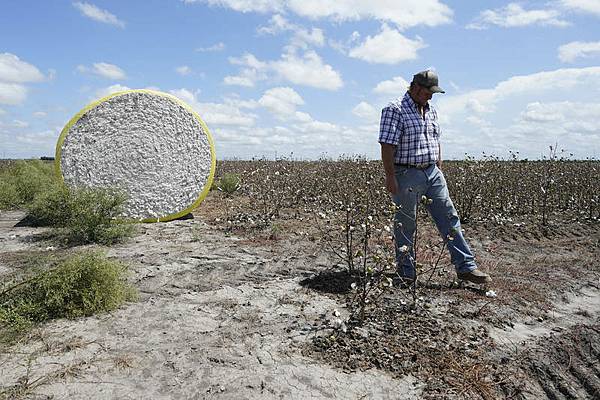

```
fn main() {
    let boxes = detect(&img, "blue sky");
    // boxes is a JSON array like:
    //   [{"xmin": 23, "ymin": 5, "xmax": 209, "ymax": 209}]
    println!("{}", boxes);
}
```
[{"xmin": 1, "ymin": 0, "xmax": 599, "ymax": 160}]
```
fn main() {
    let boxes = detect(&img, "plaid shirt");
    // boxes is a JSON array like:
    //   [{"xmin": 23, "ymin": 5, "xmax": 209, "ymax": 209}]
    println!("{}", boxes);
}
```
[{"xmin": 378, "ymin": 92, "xmax": 441, "ymax": 165}]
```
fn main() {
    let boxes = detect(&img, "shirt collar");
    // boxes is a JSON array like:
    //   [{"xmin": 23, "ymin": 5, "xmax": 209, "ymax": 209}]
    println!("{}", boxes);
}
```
[{"xmin": 403, "ymin": 91, "xmax": 430, "ymax": 112}]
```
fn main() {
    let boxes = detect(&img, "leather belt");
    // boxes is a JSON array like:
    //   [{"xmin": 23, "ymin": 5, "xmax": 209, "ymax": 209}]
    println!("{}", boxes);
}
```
[{"xmin": 395, "ymin": 163, "xmax": 433, "ymax": 170}]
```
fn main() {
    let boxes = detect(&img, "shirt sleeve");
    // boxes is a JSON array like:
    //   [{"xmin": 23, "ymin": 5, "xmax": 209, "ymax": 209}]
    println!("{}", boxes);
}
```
[{"xmin": 378, "ymin": 105, "xmax": 402, "ymax": 145}]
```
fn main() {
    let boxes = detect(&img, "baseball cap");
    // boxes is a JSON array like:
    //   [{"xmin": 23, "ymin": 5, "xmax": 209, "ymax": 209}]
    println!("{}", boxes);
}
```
[{"xmin": 412, "ymin": 70, "xmax": 445, "ymax": 93}]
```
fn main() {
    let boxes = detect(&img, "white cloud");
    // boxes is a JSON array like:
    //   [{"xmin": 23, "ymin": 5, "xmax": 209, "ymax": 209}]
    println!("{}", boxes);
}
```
[
  {"xmin": 182, "ymin": 0, "xmax": 284, "ymax": 13},
  {"xmin": 223, "ymin": 96, "xmax": 260, "ymax": 110},
  {"xmin": 196, "ymin": 103, "xmax": 257, "ymax": 127},
  {"xmin": 258, "ymin": 14, "xmax": 324, "ymax": 50},
  {"xmin": 0, "ymin": 52, "xmax": 44, "ymax": 104},
  {"xmin": 213, "ymin": 127, "xmax": 264, "ymax": 148},
  {"xmin": 290, "ymin": 0, "xmax": 453, "ymax": 29},
  {"xmin": 176, "ymin": 65, "xmax": 192, "ymax": 76},
  {"xmin": 352, "ymin": 101, "xmax": 378, "ymax": 122},
  {"xmin": 169, "ymin": 88, "xmax": 199, "ymax": 105},
  {"xmin": 33, "ymin": 111, "xmax": 47, "ymax": 117},
  {"xmin": 373, "ymin": 76, "xmax": 410, "ymax": 94},
  {"xmin": 464, "ymin": 115, "xmax": 492, "ymax": 129},
  {"xmin": 0, "ymin": 82, "xmax": 28, "ymax": 105},
  {"xmin": 508, "ymin": 101, "xmax": 600, "ymax": 153},
  {"xmin": 293, "ymin": 27, "xmax": 325, "ymax": 48},
  {"xmin": 79, "ymin": 62, "xmax": 127, "ymax": 80},
  {"xmin": 163, "ymin": 85, "xmax": 375, "ymax": 159},
  {"xmin": 328, "ymin": 31, "xmax": 361, "ymax": 55},
  {"xmin": 170, "ymin": 88, "xmax": 257, "ymax": 127},
  {"xmin": 467, "ymin": 3, "xmax": 569, "ymax": 29},
  {"xmin": 193, "ymin": 112, "xmax": 379, "ymax": 160},
  {"xmin": 187, "ymin": 0, "xmax": 453, "ymax": 29},
  {"xmin": 257, "ymin": 14, "xmax": 294, "ymax": 34},
  {"xmin": 95, "ymin": 84, "xmax": 131, "ymax": 99},
  {"xmin": 230, "ymin": 53, "xmax": 268, "ymax": 70},
  {"xmin": 12, "ymin": 120, "xmax": 29, "ymax": 128},
  {"xmin": 293, "ymin": 119, "xmax": 339, "ymax": 134},
  {"xmin": 271, "ymin": 50, "xmax": 343, "ymax": 90},
  {"xmin": 0, "ymin": 53, "xmax": 45, "ymax": 83},
  {"xmin": 14, "ymin": 129, "xmax": 58, "ymax": 145},
  {"xmin": 348, "ymin": 24, "xmax": 426, "ymax": 64},
  {"xmin": 558, "ymin": 41, "xmax": 600, "ymax": 62},
  {"xmin": 195, "ymin": 42, "xmax": 226, "ymax": 52},
  {"xmin": 436, "ymin": 67, "xmax": 600, "ymax": 158},
  {"xmin": 559, "ymin": 0, "xmax": 600, "ymax": 16},
  {"xmin": 224, "ymin": 53, "xmax": 268, "ymax": 87},
  {"xmin": 438, "ymin": 66, "xmax": 600, "ymax": 117},
  {"xmin": 520, "ymin": 101, "xmax": 600, "ymax": 130},
  {"xmin": 258, "ymin": 86, "xmax": 304, "ymax": 118},
  {"xmin": 465, "ymin": 99, "xmax": 488, "ymax": 114},
  {"xmin": 93, "ymin": 62, "xmax": 126, "ymax": 80},
  {"xmin": 73, "ymin": 2, "xmax": 125, "ymax": 28},
  {"xmin": 0, "ymin": 126, "xmax": 59, "ymax": 158},
  {"xmin": 520, "ymin": 102, "xmax": 564, "ymax": 123},
  {"xmin": 225, "ymin": 50, "xmax": 343, "ymax": 90},
  {"xmin": 0, "ymin": 119, "xmax": 30, "ymax": 129},
  {"xmin": 293, "ymin": 111, "xmax": 312, "ymax": 122},
  {"xmin": 223, "ymin": 75, "xmax": 256, "ymax": 87}
]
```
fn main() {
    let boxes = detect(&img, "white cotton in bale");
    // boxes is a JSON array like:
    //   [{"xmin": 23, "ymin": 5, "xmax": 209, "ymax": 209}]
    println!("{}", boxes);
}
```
[{"xmin": 56, "ymin": 90, "xmax": 216, "ymax": 222}]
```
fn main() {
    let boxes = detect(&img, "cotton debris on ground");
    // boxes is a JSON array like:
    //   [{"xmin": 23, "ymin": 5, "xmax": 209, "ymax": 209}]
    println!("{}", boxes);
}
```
[{"xmin": 57, "ymin": 90, "xmax": 214, "ymax": 221}]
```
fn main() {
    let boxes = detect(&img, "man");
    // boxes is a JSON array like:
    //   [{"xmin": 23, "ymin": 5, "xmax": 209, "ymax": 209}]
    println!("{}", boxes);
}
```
[{"xmin": 378, "ymin": 70, "xmax": 491, "ymax": 285}]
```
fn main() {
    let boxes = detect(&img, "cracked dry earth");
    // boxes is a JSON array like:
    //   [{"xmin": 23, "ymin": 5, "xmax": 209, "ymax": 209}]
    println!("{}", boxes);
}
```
[
  {"xmin": 1, "ymin": 206, "xmax": 599, "ymax": 399},
  {"xmin": 0, "ymin": 211, "xmax": 420, "ymax": 400}
]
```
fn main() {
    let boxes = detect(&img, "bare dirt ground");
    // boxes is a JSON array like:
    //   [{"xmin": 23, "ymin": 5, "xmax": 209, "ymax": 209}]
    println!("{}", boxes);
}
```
[{"xmin": 0, "ymin": 193, "xmax": 599, "ymax": 399}]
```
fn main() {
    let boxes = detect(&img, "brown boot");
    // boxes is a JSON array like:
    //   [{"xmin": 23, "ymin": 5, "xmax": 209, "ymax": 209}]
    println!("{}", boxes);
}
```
[{"xmin": 457, "ymin": 269, "xmax": 491, "ymax": 284}]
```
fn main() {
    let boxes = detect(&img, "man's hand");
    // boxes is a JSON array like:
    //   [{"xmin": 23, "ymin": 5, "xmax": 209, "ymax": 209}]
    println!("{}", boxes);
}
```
[
  {"xmin": 385, "ymin": 174, "xmax": 398, "ymax": 195},
  {"xmin": 381, "ymin": 143, "xmax": 398, "ymax": 195}
]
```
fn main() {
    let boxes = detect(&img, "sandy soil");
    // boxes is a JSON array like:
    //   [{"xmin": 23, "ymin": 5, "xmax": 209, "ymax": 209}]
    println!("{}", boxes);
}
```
[
  {"xmin": 0, "ymin": 200, "xmax": 599, "ymax": 399},
  {"xmin": 0, "ymin": 211, "xmax": 422, "ymax": 399}
]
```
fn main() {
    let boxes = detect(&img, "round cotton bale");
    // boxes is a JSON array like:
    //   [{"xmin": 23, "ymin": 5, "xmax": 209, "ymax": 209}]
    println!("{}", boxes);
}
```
[{"xmin": 55, "ymin": 89, "xmax": 216, "ymax": 222}]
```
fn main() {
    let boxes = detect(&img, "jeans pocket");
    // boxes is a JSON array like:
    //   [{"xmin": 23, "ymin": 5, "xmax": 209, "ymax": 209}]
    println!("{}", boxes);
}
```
[{"xmin": 395, "ymin": 166, "xmax": 408, "ymax": 177}]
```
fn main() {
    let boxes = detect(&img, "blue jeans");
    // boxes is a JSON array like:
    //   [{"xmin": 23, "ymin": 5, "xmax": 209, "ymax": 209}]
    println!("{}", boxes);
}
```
[{"xmin": 392, "ymin": 164, "xmax": 476, "ymax": 278}]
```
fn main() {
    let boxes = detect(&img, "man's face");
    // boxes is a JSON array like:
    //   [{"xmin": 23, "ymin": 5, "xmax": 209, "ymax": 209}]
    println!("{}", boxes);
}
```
[{"xmin": 414, "ymin": 85, "xmax": 433, "ymax": 106}]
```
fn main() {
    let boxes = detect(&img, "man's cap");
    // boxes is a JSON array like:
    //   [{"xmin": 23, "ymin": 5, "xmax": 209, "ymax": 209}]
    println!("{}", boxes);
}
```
[{"xmin": 412, "ymin": 70, "xmax": 445, "ymax": 93}]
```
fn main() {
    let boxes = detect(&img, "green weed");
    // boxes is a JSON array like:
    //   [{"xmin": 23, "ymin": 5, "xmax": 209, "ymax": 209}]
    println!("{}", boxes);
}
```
[
  {"xmin": 0, "ymin": 251, "xmax": 137, "ymax": 344},
  {"xmin": 27, "ymin": 185, "xmax": 135, "ymax": 246},
  {"xmin": 217, "ymin": 173, "xmax": 241, "ymax": 196},
  {"xmin": 0, "ymin": 160, "xmax": 56, "ymax": 210}
]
